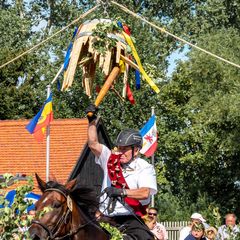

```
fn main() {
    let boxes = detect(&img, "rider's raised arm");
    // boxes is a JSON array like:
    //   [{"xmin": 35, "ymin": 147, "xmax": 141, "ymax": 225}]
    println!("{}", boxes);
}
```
[
  {"xmin": 88, "ymin": 120, "xmax": 103, "ymax": 157},
  {"xmin": 85, "ymin": 104, "xmax": 103, "ymax": 157}
]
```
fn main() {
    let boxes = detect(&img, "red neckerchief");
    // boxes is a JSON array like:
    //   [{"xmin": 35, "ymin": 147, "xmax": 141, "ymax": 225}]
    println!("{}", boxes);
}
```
[{"xmin": 107, "ymin": 153, "xmax": 148, "ymax": 216}]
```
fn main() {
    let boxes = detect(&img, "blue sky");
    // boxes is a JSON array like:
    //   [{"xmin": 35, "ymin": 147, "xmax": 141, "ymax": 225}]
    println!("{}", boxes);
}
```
[{"xmin": 167, "ymin": 46, "xmax": 189, "ymax": 76}]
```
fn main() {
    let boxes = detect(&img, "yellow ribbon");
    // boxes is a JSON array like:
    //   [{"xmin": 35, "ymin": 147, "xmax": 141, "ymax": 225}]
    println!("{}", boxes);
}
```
[
  {"xmin": 122, "ymin": 31, "xmax": 160, "ymax": 93},
  {"xmin": 119, "ymin": 59, "xmax": 126, "ymax": 73}
]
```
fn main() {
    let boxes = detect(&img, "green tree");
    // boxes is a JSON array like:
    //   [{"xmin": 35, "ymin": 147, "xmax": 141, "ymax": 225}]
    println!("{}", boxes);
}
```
[
  {"xmin": 1, "ymin": 0, "xmax": 240, "ymax": 220},
  {"xmin": 159, "ymin": 27, "xmax": 240, "ymax": 216}
]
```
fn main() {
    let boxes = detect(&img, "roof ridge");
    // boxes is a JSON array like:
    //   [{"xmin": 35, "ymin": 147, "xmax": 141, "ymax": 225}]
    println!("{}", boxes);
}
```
[{"xmin": 0, "ymin": 118, "xmax": 88, "ymax": 127}]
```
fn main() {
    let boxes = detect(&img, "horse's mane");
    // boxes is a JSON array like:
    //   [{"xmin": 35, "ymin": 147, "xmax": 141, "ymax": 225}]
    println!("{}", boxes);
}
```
[{"xmin": 46, "ymin": 181, "xmax": 99, "ymax": 217}]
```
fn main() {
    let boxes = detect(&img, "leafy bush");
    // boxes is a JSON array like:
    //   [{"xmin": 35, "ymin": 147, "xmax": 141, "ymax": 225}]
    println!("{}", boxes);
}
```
[
  {"xmin": 0, "ymin": 174, "xmax": 34, "ymax": 240},
  {"xmin": 100, "ymin": 222, "xmax": 123, "ymax": 240}
]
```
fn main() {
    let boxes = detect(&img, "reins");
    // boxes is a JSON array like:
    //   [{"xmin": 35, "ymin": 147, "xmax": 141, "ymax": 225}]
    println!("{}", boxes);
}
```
[
  {"xmin": 33, "ymin": 186, "xmax": 146, "ymax": 239},
  {"xmin": 99, "ymin": 189, "xmax": 151, "ymax": 231}
]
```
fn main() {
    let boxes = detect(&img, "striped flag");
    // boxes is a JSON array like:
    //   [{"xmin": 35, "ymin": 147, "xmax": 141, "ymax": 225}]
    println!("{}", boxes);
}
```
[
  {"xmin": 140, "ymin": 115, "xmax": 158, "ymax": 157},
  {"xmin": 26, "ymin": 93, "xmax": 53, "ymax": 142}
]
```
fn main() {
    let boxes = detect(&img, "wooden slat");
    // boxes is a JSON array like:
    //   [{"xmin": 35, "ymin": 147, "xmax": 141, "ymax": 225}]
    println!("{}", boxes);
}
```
[
  {"xmin": 122, "ymin": 63, "xmax": 129, "ymax": 98},
  {"xmin": 116, "ymin": 41, "xmax": 121, "ymax": 63},
  {"xmin": 120, "ymin": 54, "xmax": 139, "ymax": 71},
  {"xmin": 160, "ymin": 221, "xmax": 190, "ymax": 240},
  {"xmin": 62, "ymin": 37, "xmax": 83, "ymax": 90},
  {"xmin": 102, "ymin": 50, "xmax": 112, "ymax": 76}
]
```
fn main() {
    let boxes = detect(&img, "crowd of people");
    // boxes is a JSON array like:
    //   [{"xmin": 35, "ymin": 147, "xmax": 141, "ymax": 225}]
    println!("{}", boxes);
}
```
[
  {"xmin": 179, "ymin": 212, "xmax": 239, "ymax": 240},
  {"xmin": 142, "ymin": 211, "xmax": 240, "ymax": 240}
]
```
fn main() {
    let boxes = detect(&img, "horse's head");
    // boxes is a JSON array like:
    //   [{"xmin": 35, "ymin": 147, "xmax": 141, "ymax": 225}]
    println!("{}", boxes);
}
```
[
  {"xmin": 29, "ymin": 174, "xmax": 110, "ymax": 240},
  {"xmin": 29, "ymin": 174, "xmax": 79, "ymax": 240}
]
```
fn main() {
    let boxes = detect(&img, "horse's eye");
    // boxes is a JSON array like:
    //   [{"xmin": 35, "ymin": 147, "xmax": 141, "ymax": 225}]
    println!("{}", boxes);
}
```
[{"xmin": 53, "ymin": 201, "xmax": 62, "ymax": 208}]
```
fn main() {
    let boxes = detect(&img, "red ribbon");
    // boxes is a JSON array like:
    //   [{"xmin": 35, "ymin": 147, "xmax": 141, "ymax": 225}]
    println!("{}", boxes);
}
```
[
  {"xmin": 126, "ymin": 83, "xmax": 135, "ymax": 105},
  {"xmin": 123, "ymin": 25, "xmax": 131, "ymax": 36}
]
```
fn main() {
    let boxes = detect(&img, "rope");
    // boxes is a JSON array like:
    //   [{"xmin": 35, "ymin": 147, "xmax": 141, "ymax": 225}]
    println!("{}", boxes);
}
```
[
  {"xmin": 111, "ymin": 1, "xmax": 240, "ymax": 70},
  {"xmin": 0, "ymin": 4, "xmax": 100, "ymax": 70},
  {"xmin": 2, "ymin": 1, "xmax": 239, "ymax": 71}
]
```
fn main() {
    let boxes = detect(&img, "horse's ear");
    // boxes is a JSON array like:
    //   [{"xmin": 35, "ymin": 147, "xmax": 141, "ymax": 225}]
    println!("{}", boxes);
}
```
[
  {"xmin": 65, "ymin": 178, "xmax": 77, "ymax": 191},
  {"xmin": 35, "ymin": 173, "xmax": 47, "ymax": 193}
]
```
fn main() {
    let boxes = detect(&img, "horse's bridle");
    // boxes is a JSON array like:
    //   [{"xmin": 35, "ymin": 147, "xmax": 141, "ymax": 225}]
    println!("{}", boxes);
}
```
[{"xmin": 31, "ymin": 188, "xmax": 94, "ymax": 240}]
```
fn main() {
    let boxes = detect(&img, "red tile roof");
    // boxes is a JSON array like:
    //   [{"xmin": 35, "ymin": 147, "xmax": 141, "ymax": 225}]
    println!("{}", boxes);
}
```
[{"xmin": 0, "ymin": 119, "xmax": 88, "ymax": 193}]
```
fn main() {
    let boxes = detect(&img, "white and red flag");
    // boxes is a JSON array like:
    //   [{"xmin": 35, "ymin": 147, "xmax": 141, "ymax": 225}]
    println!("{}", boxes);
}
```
[{"xmin": 140, "ymin": 115, "xmax": 158, "ymax": 157}]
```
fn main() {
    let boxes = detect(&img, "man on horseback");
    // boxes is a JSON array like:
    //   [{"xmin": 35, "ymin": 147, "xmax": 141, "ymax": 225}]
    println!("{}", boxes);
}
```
[{"xmin": 86, "ymin": 104, "xmax": 157, "ymax": 240}]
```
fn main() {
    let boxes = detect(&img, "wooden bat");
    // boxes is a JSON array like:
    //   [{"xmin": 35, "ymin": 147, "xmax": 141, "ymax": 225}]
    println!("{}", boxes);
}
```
[{"xmin": 87, "ymin": 66, "xmax": 120, "ymax": 117}]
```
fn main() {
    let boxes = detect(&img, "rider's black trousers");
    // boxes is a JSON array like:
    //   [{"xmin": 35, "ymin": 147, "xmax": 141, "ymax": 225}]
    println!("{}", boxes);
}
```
[{"xmin": 112, "ymin": 215, "xmax": 155, "ymax": 240}]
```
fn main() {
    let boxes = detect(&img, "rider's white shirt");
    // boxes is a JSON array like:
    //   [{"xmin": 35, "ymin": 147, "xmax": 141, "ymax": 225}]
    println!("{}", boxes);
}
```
[{"xmin": 95, "ymin": 145, "xmax": 157, "ymax": 216}]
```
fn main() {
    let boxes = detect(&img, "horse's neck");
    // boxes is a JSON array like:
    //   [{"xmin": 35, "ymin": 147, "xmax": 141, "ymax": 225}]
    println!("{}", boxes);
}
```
[
  {"xmin": 70, "ymin": 204, "xmax": 86, "ymax": 238},
  {"xmin": 71, "ymin": 204, "xmax": 109, "ymax": 240}
]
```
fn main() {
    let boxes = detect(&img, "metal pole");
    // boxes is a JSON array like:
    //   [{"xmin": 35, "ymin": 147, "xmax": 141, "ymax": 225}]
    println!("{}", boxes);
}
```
[
  {"xmin": 151, "ymin": 106, "xmax": 155, "ymax": 207},
  {"xmin": 46, "ymin": 85, "xmax": 51, "ymax": 182}
]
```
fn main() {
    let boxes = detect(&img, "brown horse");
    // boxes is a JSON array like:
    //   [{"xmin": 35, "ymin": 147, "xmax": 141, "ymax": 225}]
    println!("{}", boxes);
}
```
[{"xmin": 29, "ymin": 174, "xmax": 110, "ymax": 240}]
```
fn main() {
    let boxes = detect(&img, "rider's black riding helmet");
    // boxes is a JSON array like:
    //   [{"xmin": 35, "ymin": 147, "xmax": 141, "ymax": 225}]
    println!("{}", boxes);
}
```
[{"xmin": 115, "ymin": 129, "xmax": 143, "ymax": 149}]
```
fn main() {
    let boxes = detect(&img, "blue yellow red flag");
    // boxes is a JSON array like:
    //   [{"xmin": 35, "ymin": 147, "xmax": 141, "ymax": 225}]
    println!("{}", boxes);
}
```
[{"xmin": 26, "ymin": 93, "xmax": 53, "ymax": 142}]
